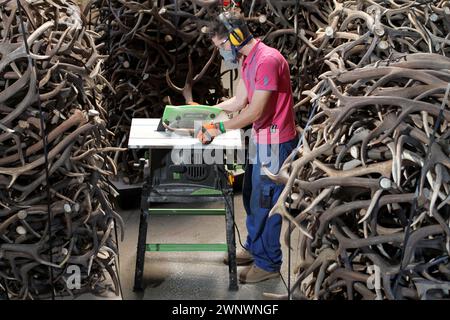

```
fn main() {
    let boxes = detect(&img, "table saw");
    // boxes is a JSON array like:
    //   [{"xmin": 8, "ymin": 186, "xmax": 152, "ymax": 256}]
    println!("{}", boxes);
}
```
[{"xmin": 128, "ymin": 116, "xmax": 244, "ymax": 292}]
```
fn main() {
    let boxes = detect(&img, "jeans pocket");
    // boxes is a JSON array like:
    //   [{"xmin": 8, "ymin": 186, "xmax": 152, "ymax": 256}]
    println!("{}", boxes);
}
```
[{"xmin": 260, "ymin": 184, "xmax": 274, "ymax": 209}]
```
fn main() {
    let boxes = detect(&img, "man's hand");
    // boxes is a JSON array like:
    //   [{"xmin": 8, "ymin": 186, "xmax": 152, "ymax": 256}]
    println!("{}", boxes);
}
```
[{"xmin": 196, "ymin": 122, "xmax": 225, "ymax": 144}]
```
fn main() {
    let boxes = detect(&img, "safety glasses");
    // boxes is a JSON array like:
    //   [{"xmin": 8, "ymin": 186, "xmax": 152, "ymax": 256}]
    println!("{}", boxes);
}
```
[{"xmin": 217, "ymin": 37, "xmax": 230, "ymax": 49}]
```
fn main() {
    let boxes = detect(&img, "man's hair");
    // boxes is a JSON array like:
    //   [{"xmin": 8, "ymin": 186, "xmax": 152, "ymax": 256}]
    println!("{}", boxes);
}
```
[{"xmin": 209, "ymin": 12, "xmax": 251, "ymax": 40}]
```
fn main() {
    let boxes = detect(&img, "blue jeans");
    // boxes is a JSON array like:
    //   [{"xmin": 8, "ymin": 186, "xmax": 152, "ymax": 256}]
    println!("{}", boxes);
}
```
[{"xmin": 243, "ymin": 136, "xmax": 299, "ymax": 272}]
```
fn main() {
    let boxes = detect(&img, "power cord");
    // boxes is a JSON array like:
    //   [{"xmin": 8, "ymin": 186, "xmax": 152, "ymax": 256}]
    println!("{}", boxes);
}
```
[
  {"xmin": 221, "ymin": 185, "xmax": 290, "ymax": 290},
  {"xmin": 262, "ymin": 82, "xmax": 324, "ymax": 297},
  {"xmin": 392, "ymin": 83, "xmax": 450, "ymax": 297},
  {"xmin": 219, "ymin": 161, "xmax": 291, "ymax": 290},
  {"xmin": 16, "ymin": 0, "xmax": 55, "ymax": 300},
  {"xmin": 100, "ymin": 0, "xmax": 124, "ymax": 300},
  {"xmin": 286, "ymin": 0, "xmax": 300, "ymax": 298},
  {"xmin": 0, "ymin": 277, "xmax": 8, "ymax": 300}
]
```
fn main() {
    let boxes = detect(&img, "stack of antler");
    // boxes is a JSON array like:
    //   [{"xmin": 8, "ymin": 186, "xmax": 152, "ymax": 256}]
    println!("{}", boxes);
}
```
[
  {"xmin": 0, "ymin": 0, "xmax": 123, "ymax": 299},
  {"xmin": 261, "ymin": 0, "xmax": 450, "ymax": 300},
  {"xmin": 91, "ymin": 0, "xmax": 227, "ymax": 184},
  {"xmin": 241, "ymin": 0, "xmax": 450, "ymax": 105}
]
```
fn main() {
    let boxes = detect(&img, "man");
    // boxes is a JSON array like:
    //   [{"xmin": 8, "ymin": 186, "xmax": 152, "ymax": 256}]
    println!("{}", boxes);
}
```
[{"xmin": 197, "ymin": 12, "xmax": 298, "ymax": 283}]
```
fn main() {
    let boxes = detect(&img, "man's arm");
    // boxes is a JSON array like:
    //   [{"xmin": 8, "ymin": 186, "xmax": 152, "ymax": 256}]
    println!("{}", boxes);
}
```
[
  {"xmin": 222, "ymin": 89, "xmax": 272, "ymax": 130},
  {"xmin": 214, "ymin": 78, "xmax": 248, "ymax": 113},
  {"xmin": 222, "ymin": 54, "xmax": 281, "ymax": 130}
]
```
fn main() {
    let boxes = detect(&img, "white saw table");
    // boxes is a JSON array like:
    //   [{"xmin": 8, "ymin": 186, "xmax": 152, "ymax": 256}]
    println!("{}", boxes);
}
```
[
  {"xmin": 128, "ymin": 118, "xmax": 244, "ymax": 149},
  {"xmin": 128, "ymin": 118, "xmax": 240, "ymax": 293}
]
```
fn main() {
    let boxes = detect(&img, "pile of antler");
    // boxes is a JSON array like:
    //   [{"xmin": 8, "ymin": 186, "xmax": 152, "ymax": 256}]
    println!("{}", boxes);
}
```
[
  {"xmin": 89, "ymin": 0, "xmax": 227, "ymax": 184},
  {"xmin": 261, "ymin": 0, "xmax": 450, "ymax": 300},
  {"xmin": 240, "ymin": 0, "xmax": 450, "ymax": 105},
  {"xmin": 0, "ymin": 0, "xmax": 124, "ymax": 299}
]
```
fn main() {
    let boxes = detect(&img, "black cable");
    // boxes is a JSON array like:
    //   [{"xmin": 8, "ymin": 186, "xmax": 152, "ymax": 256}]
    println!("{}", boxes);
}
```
[
  {"xmin": 293, "ymin": 0, "xmax": 302, "ymax": 127},
  {"xmin": 107, "ymin": 0, "xmax": 113, "ymax": 55},
  {"xmin": 112, "ymin": 216, "xmax": 124, "ymax": 298},
  {"xmin": 220, "ymin": 164, "xmax": 290, "ymax": 290},
  {"xmin": 287, "ymin": 1, "xmax": 301, "ymax": 298},
  {"xmin": 260, "ymin": 231, "xmax": 289, "ymax": 289},
  {"xmin": 175, "ymin": 0, "xmax": 180, "ymax": 78},
  {"xmin": 107, "ymin": 0, "xmax": 122, "ymax": 297},
  {"xmin": 0, "ymin": 277, "xmax": 9, "ymax": 300},
  {"xmin": 88, "ymin": 1, "xmax": 92, "ymax": 29},
  {"xmin": 268, "ymin": 82, "xmax": 324, "ymax": 294},
  {"xmin": 287, "ymin": 178, "xmax": 292, "ymax": 299},
  {"xmin": 293, "ymin": 0, "xmax": 299, "ymax": 48},
  {"xmin": 392, "ymin": 83, "xmax": 450, "ymax": 297},
  {"xmin": 102, "ymin": 0, "xmax": 124, "ymax": 300},
  {"xmin": 228, "ymin": 203, "xmax": 290, "ymax": 290},
  {"xmin": 232, "ymin": 216, "xmax": 289, "ymax": 290},
  {"xmin": 409, "ymin": 0, "xmax": 440, "ymax": 8},
  {"xmin": 15, "ymin": 0, "xmax": 55, "ymax": 300}
]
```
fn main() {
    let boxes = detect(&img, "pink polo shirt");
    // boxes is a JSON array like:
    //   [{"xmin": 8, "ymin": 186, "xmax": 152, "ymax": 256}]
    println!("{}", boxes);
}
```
[{"xmin": 241, "ymin": 39, "xmax": 297, "ymax": 144}]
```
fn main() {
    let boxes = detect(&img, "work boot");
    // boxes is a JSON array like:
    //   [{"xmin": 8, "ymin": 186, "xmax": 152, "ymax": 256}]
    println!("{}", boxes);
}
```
[
  {"xmin": 239, "ymin": 264, "xmax": 279, "ymax": 283},
  {"xmin": 223, "ymin": 247, "xmax": 254, "ymax": 266}
]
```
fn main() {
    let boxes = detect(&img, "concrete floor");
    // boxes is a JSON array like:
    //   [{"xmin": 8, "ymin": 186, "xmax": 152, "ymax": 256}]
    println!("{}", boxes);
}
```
[{"xmin": 116, "ymin": 191, "xmax": 300, "ymax": 300}]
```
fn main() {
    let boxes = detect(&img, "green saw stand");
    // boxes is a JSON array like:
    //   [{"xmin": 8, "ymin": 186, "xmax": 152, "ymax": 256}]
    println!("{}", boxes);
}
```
[{"xmin": 133, "ymin": 149, "xmax": 238, "ymax": 292}]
